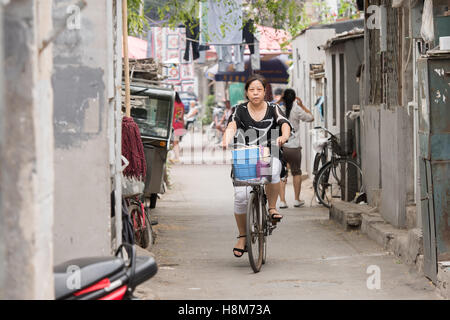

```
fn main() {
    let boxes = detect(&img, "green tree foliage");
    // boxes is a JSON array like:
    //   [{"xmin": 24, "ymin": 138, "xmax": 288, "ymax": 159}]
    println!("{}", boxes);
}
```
[
  {"xmin": 144, "ymin": 0, "xmax": 306, "ymax": 39},
  {"xmin": 202, "ymin": 94, "xmax": 216, "ymax": 125},
  {"xmin": 127, "ymin": 0, "xmax": 148, "ymax": 36},
  {"xmin": 128, "ymin": 0, "xmax": 360, "ymax": 42}
]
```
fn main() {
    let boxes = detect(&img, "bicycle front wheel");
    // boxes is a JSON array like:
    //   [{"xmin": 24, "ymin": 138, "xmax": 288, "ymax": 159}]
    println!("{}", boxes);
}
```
[
  {"xmin": 246, "ymin": 189, "xmax": 264, "ymax": 273},
  {"xmin": 314, "ymin": 159, "xmax": 363, "ymax": 208}
]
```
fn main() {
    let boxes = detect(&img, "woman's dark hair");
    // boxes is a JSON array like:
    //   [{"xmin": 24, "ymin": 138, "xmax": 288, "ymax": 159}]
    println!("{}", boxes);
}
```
[
  {"xmin": 282, "ymin": 88, "xmax": 296, "ymax": 119},
  {"xmin": 175, "ymin": 92, "xmax": 182, "ymax": 103},
  {"xmin": 245, "ymin": 74, "xmax": 267, "ymax": 92},
  {"xmin": 244, "ymin": 74, "xmax": 267, "ymax": 100}
]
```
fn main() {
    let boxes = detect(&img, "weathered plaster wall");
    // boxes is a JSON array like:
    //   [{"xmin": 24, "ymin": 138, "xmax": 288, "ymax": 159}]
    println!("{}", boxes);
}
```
[
  {"xmin": 0, "ymin": 0, "xmax": 54, "ymax": 299},
  {"xmin": 292, "ymin": 28, "xmax": 336, "ymax": 176},
  {"xmin": 361, "ymin": 104, "xmax": 415, "ymax": 228},
  {"xmin": 52, "ymin": 0, "xmax": 113, "ymax": 264},
  {"xmin": 360, "ymin": 105, "xmax": 382, "ymax": 207},
  {"xmin": 0, "ymin": 0, "xmax": 6, "ymax": 299}
]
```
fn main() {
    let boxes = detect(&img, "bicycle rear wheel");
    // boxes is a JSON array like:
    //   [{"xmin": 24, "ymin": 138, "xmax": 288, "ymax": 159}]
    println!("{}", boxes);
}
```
[
  {"xmin": 246, "ymin": 189, "xmax": 264, "ymax": 273},
  {"xmin": 314, "ymin": 159, "xmax": 363, "ymax": 208},
  {"xmin": 129, "ymin": 204, "xmax": 151, "ymax": 249}
]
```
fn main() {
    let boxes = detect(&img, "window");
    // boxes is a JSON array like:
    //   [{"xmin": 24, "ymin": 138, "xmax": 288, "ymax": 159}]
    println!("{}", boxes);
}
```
[{"xmin": 131, "ymin": 96, "xmax": 172, "ymax": 139}]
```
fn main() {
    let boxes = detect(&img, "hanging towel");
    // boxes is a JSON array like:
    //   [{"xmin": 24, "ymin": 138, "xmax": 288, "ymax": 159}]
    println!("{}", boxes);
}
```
[
  {"xmin": 251, "ymin": 40, "xmax": 260, "ymax": 71},
  {"xmin": 234, "ymin": 44, "xmax": 245, "ymax": 72},
  {"xmin": 207, "ymin": 0, "xmax": 243, "ymax": 45}
]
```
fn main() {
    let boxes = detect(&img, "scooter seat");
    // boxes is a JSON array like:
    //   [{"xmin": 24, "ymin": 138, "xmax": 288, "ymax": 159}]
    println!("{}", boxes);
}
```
[
  {"xmin": 54, "ymin": 256, "xmax": 125, "ymax": 300},
  {"xmin": 129, "ymin": 256, "xmax": 158, "ymax": 287}
]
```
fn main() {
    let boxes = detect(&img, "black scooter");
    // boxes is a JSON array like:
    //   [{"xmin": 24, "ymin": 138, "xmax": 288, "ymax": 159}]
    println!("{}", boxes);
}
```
[{"xmin": 54, "ymin": 244, "xmax": 157, "ymax": 300}]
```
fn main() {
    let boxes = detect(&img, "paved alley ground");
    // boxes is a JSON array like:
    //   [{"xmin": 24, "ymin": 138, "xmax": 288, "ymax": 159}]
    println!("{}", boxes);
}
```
[{"xmin": 136, "ymin": 131, "xmax": 442, "ymax": 300}]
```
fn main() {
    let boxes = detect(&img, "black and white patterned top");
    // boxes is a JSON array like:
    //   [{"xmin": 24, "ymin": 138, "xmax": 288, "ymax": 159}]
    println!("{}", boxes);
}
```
[{"xmin": 227, "ymin": 101, "xmax": 292, "ymax": 152}]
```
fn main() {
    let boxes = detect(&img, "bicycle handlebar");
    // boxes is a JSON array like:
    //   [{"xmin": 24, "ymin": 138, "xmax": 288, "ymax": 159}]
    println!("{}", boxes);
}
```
[{"xmin": 313, "ymin": 126, "xmax": 337, "ymax": 139}]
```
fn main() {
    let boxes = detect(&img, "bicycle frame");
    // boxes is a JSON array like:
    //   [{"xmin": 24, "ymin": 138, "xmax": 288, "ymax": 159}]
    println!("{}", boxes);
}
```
[
  {"xmin": 312, "ymin": 126, "xmax": 363, "ymax": 206},
  {"xmin": 125, "ymin": 195, "xmax": 153, "ymax": 249}
]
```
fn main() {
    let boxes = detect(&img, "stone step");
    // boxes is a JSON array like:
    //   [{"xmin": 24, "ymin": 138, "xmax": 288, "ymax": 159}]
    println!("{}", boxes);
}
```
[
  {"xmin": 329, "ymin": 200, "xmax": 373, "ymax": 231},
  {"xmin": 330, "ymin": 200, "xmax": 425, "ymax": 277}
]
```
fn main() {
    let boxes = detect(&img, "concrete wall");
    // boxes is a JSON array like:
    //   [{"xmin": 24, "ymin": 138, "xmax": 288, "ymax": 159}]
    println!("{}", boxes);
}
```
[
  {"xmin": 0, "ymin": 0, "xmax": 55, "ymax": 299},
  {"xmin": 360, "ymin": 106, "xmax": 381, "ymax": 206},
  {"xmin": 292, "ymin": 28, "xmax": 336, "ymax": 175},
  {"xmin": 52, "ymin": 0, "xmax": 115, "ymax": 264},
  {"xmin": 361, "ymin": 104, "xmax": 415, "ymax": 228}
]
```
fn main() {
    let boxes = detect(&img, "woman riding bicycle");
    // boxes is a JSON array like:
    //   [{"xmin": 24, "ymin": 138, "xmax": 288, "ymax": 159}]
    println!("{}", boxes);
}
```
[{"xmin": 222, "ymin": 75, "xmax": 292, "ymax": 258}]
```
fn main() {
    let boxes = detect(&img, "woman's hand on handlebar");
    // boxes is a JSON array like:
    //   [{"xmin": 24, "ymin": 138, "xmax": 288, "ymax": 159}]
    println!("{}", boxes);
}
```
[
  {"xmin": 276, "ymin": 135, "xmax": 288, "ymax": 147},
  {"xmin": 222, "ymin": 122, "xmax": 237, "ymax": 150}
]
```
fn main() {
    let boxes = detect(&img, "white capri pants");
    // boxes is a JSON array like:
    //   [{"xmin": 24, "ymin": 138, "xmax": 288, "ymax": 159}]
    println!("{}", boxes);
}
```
[{"xmin": 234, "ymin": 157, "xmax": 282, "ymax": 214}]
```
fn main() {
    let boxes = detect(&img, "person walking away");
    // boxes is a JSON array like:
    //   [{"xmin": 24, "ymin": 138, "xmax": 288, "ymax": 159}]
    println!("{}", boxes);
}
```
[
  {"xmin": 222, "ymin": 75, "xmax": 292, "ymax": 258},
  {"xmin": 277, "ymin": 89, "xmax": 314, "ymax": 208},
  {"xmin": 185, "ymin": 100, "xmax": 200, "ymax": 130},
  {"xmin": 271, "ymin": 88, "xmax": 283, "ymax": 104},
  {"xmin": 171, "ymin": 92, "xmax": 185, "ymax": 163}
]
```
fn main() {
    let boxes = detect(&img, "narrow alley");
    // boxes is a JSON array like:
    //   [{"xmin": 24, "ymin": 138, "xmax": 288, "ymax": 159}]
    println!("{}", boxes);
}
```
[
  {"xmin": 137, "ymin": 133, "xmax": 441, "ymax": 300},
  {"xmin": 1, "ymin": 0, "xmax": 449, "ymax": 302}
]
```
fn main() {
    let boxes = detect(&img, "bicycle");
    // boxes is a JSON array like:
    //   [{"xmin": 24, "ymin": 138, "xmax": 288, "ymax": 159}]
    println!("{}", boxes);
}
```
[
  {"xmin": 311, "ymin": 132, "xmax": 329, "ymax": 194},
  {"xmin": 231, "ymin": 146, "xmax": 278, "ymax": 273},
  {"xmin": 125, "ymin": 195, "xmax": 155, "ymax": 250},
  {"xmin": 122, "ymin": 156, "xmax": 155, "ymax": 250},
  {"xmin": 312, "ymin": 126, "xmax": 364, "ymax": 208}
]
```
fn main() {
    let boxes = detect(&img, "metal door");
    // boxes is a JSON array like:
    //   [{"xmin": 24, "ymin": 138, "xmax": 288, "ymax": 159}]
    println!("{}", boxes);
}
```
[{"xmin": 418, "ymin": 54, "xmax": 450, "ymax": 283}]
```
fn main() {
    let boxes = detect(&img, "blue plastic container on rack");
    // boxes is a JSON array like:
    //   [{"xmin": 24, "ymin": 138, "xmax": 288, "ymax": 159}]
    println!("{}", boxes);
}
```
[{"xmin": 231, "ymin": 147, "xmax": 260, "ymax": 180}]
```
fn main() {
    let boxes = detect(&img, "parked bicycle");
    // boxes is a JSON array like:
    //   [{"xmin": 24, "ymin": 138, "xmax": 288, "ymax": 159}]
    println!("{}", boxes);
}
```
[
  {"xmin": 231, "ymin": 146, "xmax": 278, "ymax": 273},
  {"xmin": 121, "ymin": 156, "xmax": 156, "ymax": 251},
  {"xmin": 311, "ymin": 126, "xmax": 364, "ymax": 208},
  {"xmin": 125, "ymin": 195, "xmax": 155, "ymax": 250}
]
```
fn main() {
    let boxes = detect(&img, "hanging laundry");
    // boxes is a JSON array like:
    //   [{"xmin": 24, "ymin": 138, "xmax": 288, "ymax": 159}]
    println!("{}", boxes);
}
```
[
  {"xmin": 250, "ymin": 31, "xmax": 260, "ymax": 71},
  {"xmin": 207, "ymin": 0, "xmax": 243, "ymax": 45},
  {"xmin": 217, "ymin": 45, "xmax": 233, "ymax": 72},
  {"xmin": 184, "ymin": 18, "xmax": 200, "ymax": 61},
  {"xmin": 234, "ymin": 44, "xmax": 245, "ymax": 72},
  {"xmin": 198, "ymin": 50, "xmax": 206, "ymax": 64},
  {"xmin": 243, "ymin": 19, "xmax": 255, "ymax": 54},
  {"xmin": 217, "ymin": 45, "xmax": 245, "ymax": 73}
]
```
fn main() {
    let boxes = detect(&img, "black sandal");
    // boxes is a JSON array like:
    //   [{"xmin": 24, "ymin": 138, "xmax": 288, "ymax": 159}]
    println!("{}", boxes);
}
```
[
  {"xmin": 233, "ymin": 235, "xmax": 248, "ymax": 258},
  {"xmin": 269, "ymin": 208, "xmax": 283, "ymax": 222}
]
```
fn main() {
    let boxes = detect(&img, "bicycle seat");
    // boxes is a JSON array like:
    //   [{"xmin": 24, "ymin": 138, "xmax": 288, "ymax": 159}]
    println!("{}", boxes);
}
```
[{"xmin": 54, "ymin": 256, "xmax": 125, "ymax": 300}]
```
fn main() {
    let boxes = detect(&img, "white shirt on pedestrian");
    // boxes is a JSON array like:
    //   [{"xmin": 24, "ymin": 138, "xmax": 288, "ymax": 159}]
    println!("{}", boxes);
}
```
[{"xmin": 279, "ymin": 103, "xmax": 314, "ymax": 148}]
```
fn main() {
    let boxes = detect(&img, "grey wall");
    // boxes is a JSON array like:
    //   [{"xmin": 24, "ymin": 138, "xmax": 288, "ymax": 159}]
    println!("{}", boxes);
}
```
[
  {"xmin": 0, "ymin": 0, "xmax": 5, "ymax": 299},
  {"xmin": 380, "ymin": 107, "xmax": 415, "ymax": 227},
  {"xmin": 361, "ymin": 104, "xmax": 415, "ymax": 228},
  {"xmin": 0, "ymin": 0, "xmax": 55, "ymax": 299},
  {"xmin": 52, "ymin": 0, "xmax": 114, "ymax": 264},
  {"xmin": 360, "ymin": 106, "xmax": 381, "ymax": 207},
  {"xmin": 344, "ymin": 38, "xmax": 364, "ymax": 115}
]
